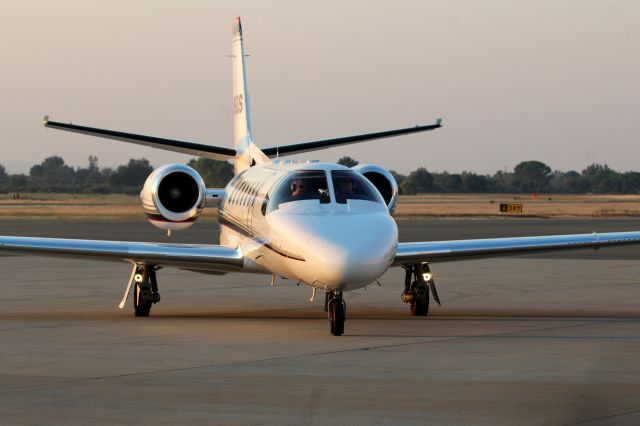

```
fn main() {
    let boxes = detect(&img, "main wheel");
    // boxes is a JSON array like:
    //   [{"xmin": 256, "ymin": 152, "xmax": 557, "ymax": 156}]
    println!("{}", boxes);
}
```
[
  {"xmin": 410, "ymin": 282, "xmax": 429, "ymax": 316},
  {"xmin": 133, "ymin": 282, "xmax": 152, "ymax": 317},
  {"xmin": 329, "ymin": 298, "xmax": 345, "ymax": 336}
]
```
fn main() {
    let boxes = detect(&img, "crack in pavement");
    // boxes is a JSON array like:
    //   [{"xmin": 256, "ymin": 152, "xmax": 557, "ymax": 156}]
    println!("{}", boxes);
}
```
[
  {"xmin": 3, "ymin": 316, "xmax": 624, "ymax": 390},
  {"xmin": 561, "ymin": 407, "xmax": 640, "ymax": 425}
]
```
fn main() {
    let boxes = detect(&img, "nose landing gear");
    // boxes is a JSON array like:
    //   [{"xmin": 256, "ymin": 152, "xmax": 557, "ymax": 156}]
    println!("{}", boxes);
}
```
[{"xmin": 327, "ymin": 290, "xmax": 346, "ymax": 336}]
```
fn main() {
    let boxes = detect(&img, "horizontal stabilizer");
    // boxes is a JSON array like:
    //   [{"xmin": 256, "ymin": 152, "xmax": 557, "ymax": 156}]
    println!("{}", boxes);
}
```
[
  {"xmin": 44, "ymin": 117, "xmax": 442, "ymax": 162},
  {"xmin": 44, "ymin": 118, "xmax": 236, "ymax": 161},
  {"xmin": 262, "ymin": 120, "xmax": 442, "ymax": 158}
]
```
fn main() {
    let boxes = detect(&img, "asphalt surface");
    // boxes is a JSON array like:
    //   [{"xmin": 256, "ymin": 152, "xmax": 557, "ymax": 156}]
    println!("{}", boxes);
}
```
[{"xmin": 1, "ymin": 217, "xmax": 640, "ymax": 425}]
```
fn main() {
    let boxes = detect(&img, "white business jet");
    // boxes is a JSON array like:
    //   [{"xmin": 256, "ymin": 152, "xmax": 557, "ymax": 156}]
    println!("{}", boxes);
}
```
[{"xmin": 2, "ymin": 18, "xmax": 640, "ymax": 335}]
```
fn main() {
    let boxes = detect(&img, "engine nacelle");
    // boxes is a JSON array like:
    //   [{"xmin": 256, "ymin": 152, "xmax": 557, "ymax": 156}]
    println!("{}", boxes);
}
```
[
  {"xmin": 140, "ymin": 164, "xmax": 206, "ymax": 232},
  {"xmin": 352, "ymin": 164, "xmax": 398, "ymax": 214}
]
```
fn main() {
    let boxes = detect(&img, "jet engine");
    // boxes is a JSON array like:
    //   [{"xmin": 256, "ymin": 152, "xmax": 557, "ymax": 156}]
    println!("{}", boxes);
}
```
[
  {"xmin": 140, "ymin": 164, "xmax": 206, "ymax": 232},
  {"xmin": 352, "ymin": 164, "xmax": 398, "ymax": 214}
]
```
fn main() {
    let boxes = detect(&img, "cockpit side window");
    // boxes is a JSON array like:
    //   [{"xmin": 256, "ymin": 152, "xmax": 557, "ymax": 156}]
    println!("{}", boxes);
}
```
[
  {"xmin": 267, "ymin": 170, "xmax": 330, "ymax": 214},
  {"xmin": 331, "ymin": 170, "xmax": 384, "ymax": 204}
]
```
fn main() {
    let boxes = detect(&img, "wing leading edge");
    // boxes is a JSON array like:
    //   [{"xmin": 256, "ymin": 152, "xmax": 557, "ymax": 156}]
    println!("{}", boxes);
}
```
[
  {"xmin": 394, "ymin": 231, "xmax": 640, "ymax": 265},
  {"xmin": 0, "ymin": 236, "xmax": 244, "ymax": 272}
]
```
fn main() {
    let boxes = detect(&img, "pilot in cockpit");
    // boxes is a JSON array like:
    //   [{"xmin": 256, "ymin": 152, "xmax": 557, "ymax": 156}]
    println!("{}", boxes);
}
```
[{"xmin": 290, "ymin": 179, "xmax": 309, "ymax": 198}]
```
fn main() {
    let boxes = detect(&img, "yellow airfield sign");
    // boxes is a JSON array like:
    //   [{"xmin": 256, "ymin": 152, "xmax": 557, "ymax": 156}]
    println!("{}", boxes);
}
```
[{"xmin": 500, "ymin": 203, "xmax": 523, "ymax": 214}]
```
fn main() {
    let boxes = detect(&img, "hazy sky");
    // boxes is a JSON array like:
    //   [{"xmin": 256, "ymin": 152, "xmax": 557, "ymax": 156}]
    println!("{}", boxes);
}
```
[{"xmin": 1, "ymin": 0, "xmax": 639, "ymax": 175}]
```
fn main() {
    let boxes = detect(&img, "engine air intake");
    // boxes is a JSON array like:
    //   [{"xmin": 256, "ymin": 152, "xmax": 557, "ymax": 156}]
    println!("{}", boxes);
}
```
[
  {"xmin": 140, "ymin": 164, "xmax": 206, "ymax": 232},
  {"xmin": 158, "ymin": 172, "xmax": 201, "ymax": 213}
]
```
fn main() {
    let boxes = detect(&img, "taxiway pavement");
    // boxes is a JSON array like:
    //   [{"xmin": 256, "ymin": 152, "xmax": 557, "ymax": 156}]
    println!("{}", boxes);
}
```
[{"xmin": 1, "ymin": 218, "xmax": 639, "ymax": 425}]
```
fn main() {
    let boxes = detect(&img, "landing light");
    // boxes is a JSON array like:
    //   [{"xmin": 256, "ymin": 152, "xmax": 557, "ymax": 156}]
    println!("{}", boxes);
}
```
[{"xmin": 423, "ymin": 272, "xmax": 432, "ymax": 282}]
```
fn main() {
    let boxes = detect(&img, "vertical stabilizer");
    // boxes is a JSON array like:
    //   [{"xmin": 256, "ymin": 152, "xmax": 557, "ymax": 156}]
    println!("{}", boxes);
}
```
[{"xmin": 232, "ymin": 17, "xmax": 269, "ymax": 174}]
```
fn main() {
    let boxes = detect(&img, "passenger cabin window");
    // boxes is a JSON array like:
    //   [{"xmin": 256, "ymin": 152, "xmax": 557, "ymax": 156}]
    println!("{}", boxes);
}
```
[
  {"xmin": 228, "ymin": 176, "xmax": 241, "ymax": 205},
  {"xmin": 267, "ymin": 170, "xmax": 330, "ymax": 213},
  {"xmin": 331, "ymin": 170, "xmax": 384, "ymax": 204}
]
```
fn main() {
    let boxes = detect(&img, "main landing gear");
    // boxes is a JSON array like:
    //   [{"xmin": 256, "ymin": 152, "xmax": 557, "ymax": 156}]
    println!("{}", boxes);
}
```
[
  {"xmin": 401, "ymin": 263, "xmax": 441, "ymax": 316},
  {"xmin": 325, "ymin": 290, "xmax": 346, "ymax": 336},
  {"xmin": 132, "ymin": 265, "xmax": 161, "ymax": 317}
]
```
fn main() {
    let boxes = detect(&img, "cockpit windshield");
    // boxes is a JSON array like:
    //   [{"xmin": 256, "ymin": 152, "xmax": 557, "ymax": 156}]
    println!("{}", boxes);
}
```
[
  {"xmin": 331, "ymin": 170, "xmax": 384, "ymax": 204},
  {"xmin": 267, "ymin": 170, "xmax": 330, "ymax": 213}
]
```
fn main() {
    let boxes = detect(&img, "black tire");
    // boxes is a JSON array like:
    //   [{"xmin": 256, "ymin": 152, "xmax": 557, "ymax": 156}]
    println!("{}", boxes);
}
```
[
  {"xmin": 329, "ymin": 298, "xmax": 345, "ymax": 336},
  {"xmin": 410, "ymin": 300, "xmax": 429, "ymax": 316},
  {"xmin": 410, "ymin": 282, "xmax": 429, "ymax": 317},
  {"xmin": 133, "ymin": 283, "xmax": 152, "ymax": 317}
]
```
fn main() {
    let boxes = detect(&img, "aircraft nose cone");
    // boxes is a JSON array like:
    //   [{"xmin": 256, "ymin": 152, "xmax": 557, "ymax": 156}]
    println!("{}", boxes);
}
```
[{"xmin": 306, "ymin": 217, "xmax": 397, "ymax": 289}]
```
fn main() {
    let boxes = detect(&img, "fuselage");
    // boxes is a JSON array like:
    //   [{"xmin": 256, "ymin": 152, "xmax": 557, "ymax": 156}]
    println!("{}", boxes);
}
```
[{"xmin": 218, "ymin": 161, "xmax": 398, "ymax": 291}]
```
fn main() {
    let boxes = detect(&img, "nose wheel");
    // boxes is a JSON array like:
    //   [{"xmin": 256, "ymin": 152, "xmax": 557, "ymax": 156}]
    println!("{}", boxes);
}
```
[{"xmin": 327, "ymin": 290, "xmax": 346, "ymax": 336}]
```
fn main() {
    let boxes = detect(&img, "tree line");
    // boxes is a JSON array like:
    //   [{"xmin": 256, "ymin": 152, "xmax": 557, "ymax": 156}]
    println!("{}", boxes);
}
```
[
  {"xmin": 337, "ymin": 157, "xmax": 640, "ymax": 195},
  {"xmin": 0, "ymin": 155, "xmax": 639, "ymax": 195},
  {"xmin": 0, "ymin": 156, "xmax": 233, "ymax": 194}
]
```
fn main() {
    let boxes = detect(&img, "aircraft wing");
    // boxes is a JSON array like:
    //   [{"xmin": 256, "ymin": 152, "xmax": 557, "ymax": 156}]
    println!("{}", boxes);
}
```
[
  {"xmin": 44, "ymin": 117, "xmax": 236, "ymax": 161},
  {"xmin": 394, "ymin": 231, "xmax": 640, "ymax": 265},
  {"xmin": 261, "ymin": 121, "xmax": 442, "ymax": 158},
  {"xmin": 0, "ymin": 236, "xmax": 244, "ymax": 272}
]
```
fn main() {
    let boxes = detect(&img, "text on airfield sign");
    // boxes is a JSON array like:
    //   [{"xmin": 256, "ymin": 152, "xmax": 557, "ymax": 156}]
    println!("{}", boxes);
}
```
[{"xmin": 500, "ymin": 203, "xmax": 523, "ymax": 214}]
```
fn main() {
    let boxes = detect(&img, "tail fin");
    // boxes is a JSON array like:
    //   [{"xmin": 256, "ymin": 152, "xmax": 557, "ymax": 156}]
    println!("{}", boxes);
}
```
[{"xmin": 232, "ymin": 17, "xmax": 269, "ymax": 175}]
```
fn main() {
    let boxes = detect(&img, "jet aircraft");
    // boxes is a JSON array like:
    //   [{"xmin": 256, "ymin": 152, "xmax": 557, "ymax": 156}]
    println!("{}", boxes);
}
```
[{"xmin": 2, "ymin": 18, "xmax": 640, "ymax": 335}]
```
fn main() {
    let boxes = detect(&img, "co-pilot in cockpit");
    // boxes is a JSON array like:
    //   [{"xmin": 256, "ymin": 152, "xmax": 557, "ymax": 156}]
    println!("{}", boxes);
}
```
[{"xmin": 330, "ymin": 170, "xmax": 380, "ymax": 204}]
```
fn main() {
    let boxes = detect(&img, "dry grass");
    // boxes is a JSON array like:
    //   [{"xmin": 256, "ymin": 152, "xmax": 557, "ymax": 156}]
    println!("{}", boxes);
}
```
[
  {"xmin": 2, "ymin": 193, "xmax": 640, "ymax": 219},
  {"xmin": 0, "ymin": 194, "xmax": 140, "ymax": 219},
  {"xmin": 395, "ymin": 194, "xmax": 640, "ymax": 217},
  {"xmin": 0, "ymin": 194, "xmax": 219, "ymax": 220}
]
